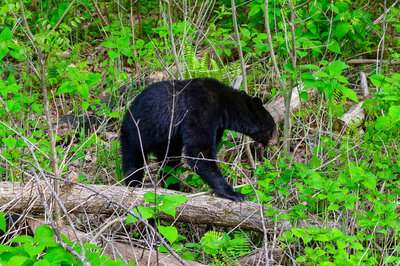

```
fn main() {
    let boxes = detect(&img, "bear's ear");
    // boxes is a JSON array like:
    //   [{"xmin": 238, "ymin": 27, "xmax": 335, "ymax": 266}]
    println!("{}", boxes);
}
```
[{"xmin": 250, "ymin": 97, "xmax": 264, "ymax": 115}]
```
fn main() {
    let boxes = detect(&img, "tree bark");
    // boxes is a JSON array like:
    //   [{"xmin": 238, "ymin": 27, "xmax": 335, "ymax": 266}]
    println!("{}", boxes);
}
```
[{"xmin": 0, "ymin": 181, "xmax": 343, "ymax": 232}]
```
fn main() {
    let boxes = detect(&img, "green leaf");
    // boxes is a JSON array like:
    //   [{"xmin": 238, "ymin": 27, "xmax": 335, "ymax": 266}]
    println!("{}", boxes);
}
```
[
  {"xmin": 33, "ymin": 260, "xmax": 50, "ymax": 266},
  {"xmin": 336, "ymin": 22, "xmax": 350, "ymax": 40},
  {"xmin": 248, "ymin": 4, "xmax": 261, "ymax": 18},
  {"xmin": 67, "ymin": 67, "xmax": 79, "ymax": 79},
  {"xmin": 224, "ymin": 49, "xmax": 231, "ymax": 57},
  {"xmin": 327, "ymin": 39, "xmax": 341, "ymax": 54},
  {"xmin": 298, "ymin": 64, "xmax": 319, "ymax": 70},
  {"xmin": 369, "ymin": 74, "xmax": 391, "ymax": 87},
  {"xmin": 328, "ymin": 204, "xmax": 340, "ymax": 210},
  {"xmin": 77, "ymin": 83, "xmax": 89, "ymax": 99},
  {"xmin": 10, "ymin": 235, "xmax": 34, "ymax": 243},
  {"xmin": 108, "ymin": 50, "xmax": 120, "ymax": 59},
  {"xmin": 296, "ymin": 50, "xmax": 307, "ymax": 59},
  {"xmin": 56, "ymin": 81, "xmax": 74, "ymax": 95},
  {"xmin": 0, "ymin": 27, "xmax": 12, "ymax": 41},
  {"xmin": 283, "ymin": 64, "xmax": 295, "ymax": 72},
  {"xmin": 362, "ymin": 179, "xmax": 376, "ymax": 190},
  {"xmin": 389, "ymin": 106, "xmax": 400, "ymax": 122},
  {"xmin": 327, "ymin": 60, "xmax": 349, "ymax": 76},
  {"xmin": 375, "ymin": 116, "xmax": 391, "ymax": 131},
  {"xmin": 2, "ymin": 137, "xmax": 16, "ymax": 148},
  {"xmin": 334, "ymin": 2, "xmax": 349, "ymax": 13},
  {"xmin": 82, "ymin": 101, "xmax": 89, "ymax": 111},
  {"xmin": 159, "ymin": 195, "xmax": 188, "ymax": 219},
  {"xmin": 292, "ymin": 228, "xmax": 307, "ymax": 237},
  {"xmin": 0, "ymin": 41, "xmax": 8, "ymax": 60},
  {"xmin": 254, "ymin": 43, "xmax": 269, "ymax": 52},
  {"xmin": 323, "ymin": 81, "xmax": 335, "ymax": 99},
  {"xmin": 0, "ymin": 213, "xmax": 5, "ymax": 233},
  {"xmin": 349, "ymin": 166, "xmax": 365, "ymax": 178},
  {"xmin": 340, "ymin": 87, "xmax": 358, "ymax": 102},
  {"xmin": 6, "ymin": 256, "xmax": 28, "ymax": 266},
  {"xmin": 117, "ymin": 36, "xmax": 130, "ymax": 48},
  {"xmin": 107, "ymin": 112, "xmax": 120, "ymax": 118},
  {"xmin": 300, "ymin": 91, "xmax": 309, "ymax": 101},
  {"xmin": 100, "ymin": 41, "xmax": 116, "ymax": 49},
  {"xmin": 87, "ymin": 73, "xmax": 102, "ymax": 86},
  {"xmin": 34, "ymin": 225, "xmax": 55, "ymax": 241},
  {"xmin": 126, "ymin": 206, "xmax": 155, "ymax": 224},
  {"xmin": 350, "ymin": 242, "xmax": 364, "ymax": 250},
  {"xmin": 158, "ymin": 225, "xmax": 178, "ymax": 244}
]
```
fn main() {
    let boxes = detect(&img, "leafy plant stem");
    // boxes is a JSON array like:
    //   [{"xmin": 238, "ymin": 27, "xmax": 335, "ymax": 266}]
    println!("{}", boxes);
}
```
[
  {"xmin": 48, "ymin": 0, "xmax": 77, "ymax": 37},
  {"xmin": 230, "ymin": 0, "xmax": 255, "ymax": 170}
]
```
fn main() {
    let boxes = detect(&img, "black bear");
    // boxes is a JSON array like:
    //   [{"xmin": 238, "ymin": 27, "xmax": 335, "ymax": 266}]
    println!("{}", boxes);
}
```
[{"xmin": 120, "ymin": 78, "xmax": 278, "ymax": 201}]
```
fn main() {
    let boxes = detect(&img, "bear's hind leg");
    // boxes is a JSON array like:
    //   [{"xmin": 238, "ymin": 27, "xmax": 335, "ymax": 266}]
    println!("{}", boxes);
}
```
[
  {"xmin": 122, "ymin": 147, "xmax": 146, "ymax": 187},
  {"xmin": 156, "ymin": 142, "xmax": 183, "ymax": 190}
]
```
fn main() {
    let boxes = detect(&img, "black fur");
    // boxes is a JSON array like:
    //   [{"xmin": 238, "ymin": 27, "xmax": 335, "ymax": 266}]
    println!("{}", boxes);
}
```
[{"xmin": 120, "ymin": 78, "xmax": 277, "ymax": 201}]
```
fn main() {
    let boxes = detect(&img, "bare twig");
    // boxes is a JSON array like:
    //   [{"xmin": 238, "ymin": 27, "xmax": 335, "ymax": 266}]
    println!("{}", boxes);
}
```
[{"xmin": 230, "ymin": 0, "xmax": 255, "ymax": 169}]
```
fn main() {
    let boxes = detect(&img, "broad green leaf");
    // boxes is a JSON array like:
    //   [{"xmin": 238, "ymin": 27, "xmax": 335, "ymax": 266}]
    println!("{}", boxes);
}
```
[
  {"xmin": 100, "ymin": 41, "xmax": 116, "ymax": 49},
  {"xmin": 117, "ymin": 36, "xmax": 130, "ymax": 48},
  {"xmin": 67, "ymin": 67, "xmax": 79, "ymax": 79},
  {"xmin": 254, "ymin": 43, "xmax": 269, "ymax": 52},
  {"xmin": 224, "ymin": 49, "xmax": 231, "ymax": 57},
  {"xmin": 82, "ymin": 101, "xmax": 89, "ymax": 111},
  {"xmin": 327, "ymin": 39, "xmax": 341, "ymax": 54},
  {"xmin": 362, "ymin": 179, "xmax": 376, "ymax": 190},
  {"xmin": 9, "ymin": 47, "xmax": 25, "ymax": 59},
  {"xmin": 334, "ymin": 2, "xmax": 349, "ymax": 14},
  {"xmin": 0, "ymin": 41, "xmax": 8, "ymax": 60},
  {"xmin": 0, "ymin": 213, "xmax": 5, "ymax": 233},
  {"xmin": 298, "ymin": 64, "xmax": 319, "ymax": 70},
  {"xmin": 314, "ymin": 234, "xmax": 329, "ymax": 242},
  {"xmin": 296, "ymin": 50, "xmax": 307, "ymax": 58},
  {"xmin": 327, "ymin": 60, "xmax": 349, "ymax": 76},
  {"xmin": 158, "ymin": 225, "xmax": 178, "ymax": 244},
  {"xmin": 56, "ymin": 81, "xmax": 73, "ymax": 95},
  {"xmin": 87, "ymin": 73, "xmax": 102, "ymax": 86},
  {"xmin": 107, "ymin": 112, "xmax": 120, "ymax": 118},
  {"xmin": 159, "ymin": 195, "xmax": 188, "ymax": 218},
  {"xmin": 0, "ymin": 27, "xmax": 12, "ymax": 41},
  {"xmin": 33, "ymin": 260, "xmax": 50, "ymax": 266},
  {"xmin": 340, "ymin": 87, "xmax": 358, "ymax": 102},
  {"xmin": 336, "ymin": 22, "xmax": 350, "ymax": 40},
  {"xmin": 300, "ymin": 91, "xmax": 309, "ymax": 101},
  {"xmin": 283, "ymin": 64, "xmax": 295, "ymax": 72},
  {"xmin": 389, "ymin": 106, "xmax": 400, "ymax": 122},
  {"xmin": 349, "ymin": 166, "xmax": 365, "ymax": 178},
  {"xmin": 10, "ymin": 235, "xmax": 34, "ymax": 243},
  {"xmin": 369, "ymin": 74, "xmax": 391, "ymax": 87},
  {"xmin": 375, "ymin": 116, "xmax": 390, "ymax": 131},
  {"xmin": 350, "ymin": 242, "xmax": 364, "ymax": 250},
  {"xmin": 126, "ymin": 206, "xmax": 155, "ymax": 224},
  {"xmin": 323, "ymin": 81, "xmax": 335, "ymax": 99},
  {"xmin": 292, "ymin": 228, "xmax": 307, "ymax": 237},
  {"xmin": 108, "ymin": 50, "xmax": 120, "ymax": 59},
  {"xmin": 34, "ymin": 225, "xmax": 55, "ymax": 241},
  {"xmin": 2, "ymin": 137, "xmax": 16, "ymax": 148},
  {"xmin": 248, "ymin": 4, "xmax": 261, "ymax": 18},
  {"xmin": 6, "ymin": 256, "xmax": 28, "ymax": 266},
  {"xmin": 77, "ymin": 83, "xmax": 89, "ymax": 99}
]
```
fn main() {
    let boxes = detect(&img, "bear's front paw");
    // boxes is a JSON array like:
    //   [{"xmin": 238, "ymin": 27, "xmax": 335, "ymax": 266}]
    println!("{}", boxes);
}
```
[{"xmin": 214, "ymin": 189, "xmax": 248, "ymax": 202}]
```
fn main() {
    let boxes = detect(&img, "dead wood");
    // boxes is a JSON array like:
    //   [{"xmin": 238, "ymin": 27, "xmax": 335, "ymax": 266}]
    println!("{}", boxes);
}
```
[
  {"xmin": 0, "ymin": 181, "xmax": 342, "ymax": 233},
  {"xmin": 267, "ymin": 86, "xmax": 318, "ymax": 124},
  {"xmin": 26, "ymin": 217, "xmax": 204, "ymax": 266}
]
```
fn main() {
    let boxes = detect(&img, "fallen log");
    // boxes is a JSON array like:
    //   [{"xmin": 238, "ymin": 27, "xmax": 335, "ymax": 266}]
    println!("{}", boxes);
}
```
[{"xmin": 0, "ymin": 181, "xmax": 342, "ymax": 233}]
